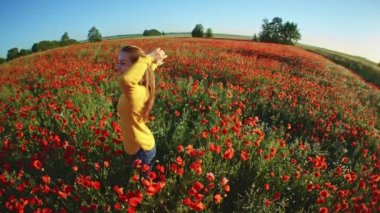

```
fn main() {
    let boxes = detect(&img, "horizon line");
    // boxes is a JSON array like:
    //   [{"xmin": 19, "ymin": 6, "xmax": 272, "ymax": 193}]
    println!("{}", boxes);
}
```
[{"xmin": 1, "ymin": 32, "xmax": 378, "ymax": 64}]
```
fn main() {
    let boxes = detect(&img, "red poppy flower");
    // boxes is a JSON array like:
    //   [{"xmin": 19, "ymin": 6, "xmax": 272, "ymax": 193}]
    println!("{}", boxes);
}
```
[
  {"xmin": 214, "ymin": 194, "xmax": 221, "ymax": 204},
  {"xmin": 209, "ymin": 143, "xmax": 221, "ymax": 154},
  {"xmin": 92, "ymin": 181, "xmax": 101, "ymax": 190},
  {"xmin": 240, "ymin": 149, "xmax": 248, "ymax": 161},
  {"xmin": 58, "ymin": 191, "xmax": 68, "ymax": 199},
  {"xmin": 281, "ymin": 175, "xmax": 290, "ymax": 182},
  {"xmin": 319, "ymin": 207, "xmax": 328, "ymax": 213},
  {"xmin": 274, "ymin": 192, "xmax": 281, "ymax": 201},
  {"xmin": 264, "ymin": 198, "xmax": 271, "ymax": 207},
  {"xmin": 128, "ymin": 197, "xmax": 141, "ymax": 208},
  {"xmin": 33, "ymin": 160, "xmax": 42, "ymax": 170},
  {"xmin": 15, "ymin": 122, "xmax": 23, "ymax": 130},
  {"xmin": 206, "ymin": 172, "xmax": 215, "ymax": 182},
  {"xmin": 263, "ymin": 183, "xmax": 270, "ymax": 191},
  {"xmin": 142, "ymin": 164, "xmax": 150, "ymax": 172},
  {"xmin": 176, "ymin": 156, "xmax": 184, "ymax": 166},
  {"xmin": 223, "ymin": 147, "xmax": 234, "ymax": 160},
  {"xmin": 320, "ymin": 190, "xmax": 330, "ymax": 198},
  {"xmin": 42, "ymin": 175, "xmax": 51, "ymax": 184},
  {"xmin": 177, "ymin": 145, "xmax": 184, "ymax": 153},
  {"xmin": 114, "ymin": 185, "xmax": 124, "ymax": 196},
  {"xmin": 193, "ymin": 181, "xmax": 204, "ymax": 191},
  {"xmin": 190, "ymin": 160, "xmax": 202, "ymax": 175},
  {"xmin": 223, "ymin": 184, "xmax": 230, "ymax": 192}
]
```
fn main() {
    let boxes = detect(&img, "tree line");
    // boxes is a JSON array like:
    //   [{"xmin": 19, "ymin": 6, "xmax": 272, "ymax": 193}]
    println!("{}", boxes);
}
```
[
  {"xmin": 191, "ymin": 17, "xmax": 301, "ymax": 45},
  {"xmin": 3, "ymin": 18, "xmax": 377, "ymax": 65},
  {"xmin": 3, "ymin": 32, "xmax": 78, "ymax": 63},
  {"xmin": 0, "ymin": 18, "xmax": 300, "ymax": 64},
  {"xmin": 1, "ymin": 26, "xmax": 103, "ymax": 63}
]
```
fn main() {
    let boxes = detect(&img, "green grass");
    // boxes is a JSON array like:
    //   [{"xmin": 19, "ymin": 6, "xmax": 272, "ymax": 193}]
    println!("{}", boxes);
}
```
[
  {"xmin": 299, "ymin": 44, "xmax": 380, "ymax": 87},
  {"xmin": 102, "ymin": 34, "xmax": 143, "ymax": 40}
]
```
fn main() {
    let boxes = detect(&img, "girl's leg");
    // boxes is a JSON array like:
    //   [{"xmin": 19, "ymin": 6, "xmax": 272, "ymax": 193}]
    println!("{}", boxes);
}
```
[{"xmin": 134, "ymin": 144, "xmax": 156, "ymax": 177}]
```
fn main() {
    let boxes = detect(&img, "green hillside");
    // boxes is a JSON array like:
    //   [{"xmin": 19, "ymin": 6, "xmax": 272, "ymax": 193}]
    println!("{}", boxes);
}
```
[{"xmin": 300, "ymin": 44, "xmax": 380, "ymax": 88}]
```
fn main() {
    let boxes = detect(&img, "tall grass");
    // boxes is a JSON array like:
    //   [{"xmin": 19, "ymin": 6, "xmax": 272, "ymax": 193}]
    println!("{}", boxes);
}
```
[{"xmin": 300, "ymin": 44, "xmax": 380, "ymax": 88}]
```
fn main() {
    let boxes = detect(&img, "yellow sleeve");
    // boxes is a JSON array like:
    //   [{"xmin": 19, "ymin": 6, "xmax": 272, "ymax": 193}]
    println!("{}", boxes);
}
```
[
  {"xmin": 151, "ymin": 63, "xmax": 158, "ymax": 71},
  {"xmin": 119, "ymin": 55, "xmax": 157, "ymax": 90}
]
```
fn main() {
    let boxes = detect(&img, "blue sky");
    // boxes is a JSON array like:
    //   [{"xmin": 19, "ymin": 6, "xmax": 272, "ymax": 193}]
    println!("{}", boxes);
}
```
[{"xmin": 1, "ymin": 0, "xmax": 379, "ymax": 62}]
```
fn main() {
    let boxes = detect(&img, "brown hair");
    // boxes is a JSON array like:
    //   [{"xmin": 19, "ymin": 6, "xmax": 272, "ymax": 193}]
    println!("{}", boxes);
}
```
[{"xmin": 120, "ymin": 45, "xmax": 155, "ymax": 122}]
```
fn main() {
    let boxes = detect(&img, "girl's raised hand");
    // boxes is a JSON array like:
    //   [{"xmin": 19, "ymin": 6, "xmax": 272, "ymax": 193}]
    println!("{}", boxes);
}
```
[{"xmin": 147, "ymin": 48, "xmax": 167, "ymax": 66}]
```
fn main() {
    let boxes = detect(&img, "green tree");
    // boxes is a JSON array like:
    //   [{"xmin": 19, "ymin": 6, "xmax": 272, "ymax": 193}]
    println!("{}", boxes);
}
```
[
  {"xmin": 31, "ymin": 43, "xmax": 40, "ymax": 52},
  {"xmin": 205, "ymin": 28, "xmax": 213, "ymax": 38},
  {"xmin": 88, "ymin": 26, "xmax": 102, "ymax": 42},
  {"xmin": 61, "ymin": 32, "xmax": 69, "ymax": 43},
  {"xmin": 0, "ymin": 58, "xmax": 6, "ymax": 64},
  {"xmin": 281, "ymin": 22, "xmax": 301, "ymax": 44},
  {"xmin": 143, "ymin": 29, "xmax": 162, "ymax": 36},
  {"xmin": 191, "ymin": 24, "xmax": 204, "ymax": 38},
  {"xmin": 60, "ymin": 32, "xmax": 78, "ymax": 46},
  {"xmin": 65, "ymin": 39, "xmax": 78, "ymax": 46},
  {"xmin": 259, "ymin": 17, "xmax": 283, "ymax": 43},
  {"xmin": 32, "ymin": 40, "xmax": 60, "ymax": 52},
  {"xmin": 252, "ymin": 34, "xmax": 259, "ymax": 41},
  {"xmin": 258, "ymin": 17, "xmax": 301, "ymax": 45},
  {"xmin": 19, "ymin": 49, "xmax": 32, "ymax": 57},
  {"xmin": 7, "ymin": 48, "xmax": 19, "ymax": 60}
]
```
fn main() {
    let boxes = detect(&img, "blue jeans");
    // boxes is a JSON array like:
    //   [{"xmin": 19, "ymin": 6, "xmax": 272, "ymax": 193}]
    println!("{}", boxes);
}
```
[{"xmin": 134, "ymin": 144, "xmax": 156, "ymax": 175}]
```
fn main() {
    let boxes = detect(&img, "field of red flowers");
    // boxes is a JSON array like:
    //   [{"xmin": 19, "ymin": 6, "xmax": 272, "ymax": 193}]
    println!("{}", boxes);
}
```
[{"xmin": 0, "ymin": 37, "xmax": 379, "ymax": 212}]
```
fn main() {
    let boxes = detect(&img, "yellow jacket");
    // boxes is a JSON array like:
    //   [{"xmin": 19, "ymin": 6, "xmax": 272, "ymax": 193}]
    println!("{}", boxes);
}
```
[{"xmin": 117, "ymin": 55, "xmax": 157, "ymax": 155}]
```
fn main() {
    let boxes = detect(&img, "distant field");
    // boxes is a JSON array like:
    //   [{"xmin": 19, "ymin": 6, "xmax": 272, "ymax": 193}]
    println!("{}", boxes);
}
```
[
  {"xmin": 103, "ymin": 33, "xmax": 252, "ymax": 41},
  {"xmin": 102, "ymin": 34, "xmax": 380, "ymax": 89},
  {"xmin": 103, "ymin": 34, "xmax": 143, "ymax": 40},
  {"xmin": 300, "ymin": 44, "xmax": 380, "ymax": 88}
]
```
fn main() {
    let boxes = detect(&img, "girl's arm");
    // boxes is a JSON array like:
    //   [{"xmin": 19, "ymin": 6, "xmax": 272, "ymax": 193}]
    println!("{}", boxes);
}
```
[{"xmin": 119, "ymin": 55, "xmax": 156, "ymax": 92}]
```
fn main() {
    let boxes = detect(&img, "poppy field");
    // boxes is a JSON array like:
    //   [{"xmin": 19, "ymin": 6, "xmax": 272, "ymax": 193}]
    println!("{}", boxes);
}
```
[{"xmin": 0, "ymin": 37, "xmax": 379, "ymax": 212}]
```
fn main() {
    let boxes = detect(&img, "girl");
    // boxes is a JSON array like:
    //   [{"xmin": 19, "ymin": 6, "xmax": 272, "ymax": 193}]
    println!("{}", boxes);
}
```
[{"xmin": 115, "ymin": 45, "xmax": 167, "ymax": 173}]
